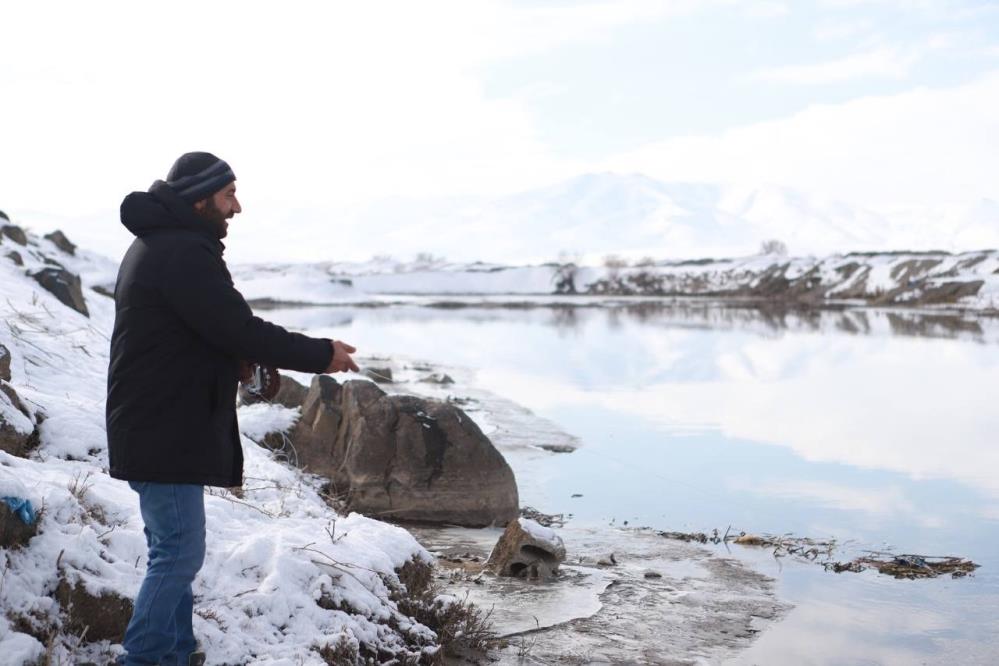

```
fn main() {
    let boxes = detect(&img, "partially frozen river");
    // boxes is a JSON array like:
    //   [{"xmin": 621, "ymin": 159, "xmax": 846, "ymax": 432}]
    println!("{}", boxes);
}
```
[{"xmin": 263, "ymin": 298, "xmax": 999, "ymax": 664}]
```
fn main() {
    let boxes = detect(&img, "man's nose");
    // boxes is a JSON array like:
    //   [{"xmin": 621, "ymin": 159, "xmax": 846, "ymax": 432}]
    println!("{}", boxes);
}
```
[{"xmin": 233, "ymin": 197, "xmax": 242, "ymax": 214}]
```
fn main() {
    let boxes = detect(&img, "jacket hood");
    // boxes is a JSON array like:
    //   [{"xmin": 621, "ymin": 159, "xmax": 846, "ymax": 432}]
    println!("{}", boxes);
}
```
[{"xmin": 120, "ymin": 180, "xmax": 219, "ymax": 242}]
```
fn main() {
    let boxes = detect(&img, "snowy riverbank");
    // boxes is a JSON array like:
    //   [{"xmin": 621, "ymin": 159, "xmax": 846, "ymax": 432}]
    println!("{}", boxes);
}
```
[
  {"xmin": 0, "ymin": 226, "xmax": 456, "ymax": 664},
  {"xmin": 0, "ymin": 223, "xmax": 793, "ymax": 664},
  {"xmin": 224, "ymin": 251, "xmax": 999, "ymax": 313}
]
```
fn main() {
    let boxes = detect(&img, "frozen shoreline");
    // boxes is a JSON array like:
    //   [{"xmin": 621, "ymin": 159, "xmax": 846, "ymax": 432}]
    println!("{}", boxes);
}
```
[{"xmin": 345, "ymin": 355, "xmax": 790, "ymax": 665}]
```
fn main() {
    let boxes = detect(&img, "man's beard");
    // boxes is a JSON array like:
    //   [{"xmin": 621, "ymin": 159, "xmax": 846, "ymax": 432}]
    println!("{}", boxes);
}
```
[{"xmin": 197, "ymin": 199, "xmax": 232, "ymax": 239}]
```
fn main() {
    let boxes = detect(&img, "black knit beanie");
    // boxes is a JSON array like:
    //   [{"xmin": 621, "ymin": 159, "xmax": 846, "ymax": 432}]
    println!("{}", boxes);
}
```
[{"xmin": 166, "ymin": 152, "xmax": 236, "ymax": 204}]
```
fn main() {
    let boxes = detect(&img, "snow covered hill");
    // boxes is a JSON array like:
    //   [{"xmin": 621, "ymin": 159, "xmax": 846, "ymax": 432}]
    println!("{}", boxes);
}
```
[
  {"xmin": 0, "ymin": 223, "xmax": 473, "ymax": 664},
  {"xmin": 229, "ymin": 250, "xmax": 999, "ymax": 312}
]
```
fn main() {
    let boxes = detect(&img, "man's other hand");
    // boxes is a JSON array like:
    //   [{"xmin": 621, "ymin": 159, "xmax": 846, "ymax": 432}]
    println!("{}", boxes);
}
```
[{"xmin": 326, "ymin": 340, "xmax": 359, "ymax": 373}]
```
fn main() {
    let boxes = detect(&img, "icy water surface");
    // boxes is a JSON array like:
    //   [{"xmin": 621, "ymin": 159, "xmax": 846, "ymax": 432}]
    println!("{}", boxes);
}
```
[{"xmin": 265, "ymin": 299, "xmax": 999, "ymax": 664}]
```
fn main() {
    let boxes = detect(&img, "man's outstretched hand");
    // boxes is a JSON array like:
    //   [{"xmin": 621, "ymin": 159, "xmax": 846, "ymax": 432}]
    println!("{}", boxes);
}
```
[{"xmin": 326, "ymin": 340, "xmax": 359, "ymax": 373}]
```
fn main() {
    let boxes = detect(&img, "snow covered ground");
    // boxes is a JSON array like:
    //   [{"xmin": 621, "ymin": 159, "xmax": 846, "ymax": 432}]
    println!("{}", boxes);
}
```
[{"xmin": 0, "ymin": 229, "xmax": 446, "ymax": 664}]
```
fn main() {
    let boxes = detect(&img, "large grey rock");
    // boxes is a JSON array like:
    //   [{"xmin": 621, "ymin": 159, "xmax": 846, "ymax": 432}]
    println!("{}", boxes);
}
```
[
  {"xmin": 0, "ymin": 344, "xmax": 9, "ymax": 382},
  {"xmin": 290, "ymin": 375, "xmax": 345, "ymax": 478},
  {"xmin": 1, "ymin": 224, "xmax": 27, "ymax": 246},
  {"xmin": 5, "ymin": 251, "xmax": 22, "ymax": 267},
  {"xmin": 486, "ymin": 517, "xmax": 566, "ymax": 580},
  {"xmin": 0, "ymin": 383, "xmax": 37, "ymax": 457},
  {"xmin": 30, "ymin": 267, "xmax": 89, "ymax": 317},
  {"xmin": 290, "ymin": 377, "xmax": 519, "ymax": 526},
  {"xmin": 44, "ymin": 229, "xmax": 76, "ymax": 256}
]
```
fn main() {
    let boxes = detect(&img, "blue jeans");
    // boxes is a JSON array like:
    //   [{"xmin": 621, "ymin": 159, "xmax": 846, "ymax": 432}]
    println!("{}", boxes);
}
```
[{"xmin": 120, "ymin": 482, "xmax": 206, "ymax": 666}]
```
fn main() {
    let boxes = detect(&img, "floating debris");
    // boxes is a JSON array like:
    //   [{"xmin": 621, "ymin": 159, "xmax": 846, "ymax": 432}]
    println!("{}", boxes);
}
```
[
  {"xmin": 656, "ymin": 528, "xmax": 979, "ymax": 580},
  {"xmin": 520, "ymin": 506, "xmax": 568, "ymax": 528},
  {"xmin": 826, "ymin": 553, "xmax": 980, "ymax": 580},
  {"xmin": 657, "ymin": 530, "xmax": 710, "ymax": 544},
  {"xmin": 537, "ymin": 443, "xmax": 576, "ymax": 453}
]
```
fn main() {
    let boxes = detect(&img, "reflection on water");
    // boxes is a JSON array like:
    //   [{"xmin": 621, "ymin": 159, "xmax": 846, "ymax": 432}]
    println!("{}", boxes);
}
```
[
  {"xmin": 269, "ymin": 297, "xmax": 998, "ymax": 343},
  {"xmin": 264, "ymin": 300, "xmax": 999, "ymax": 665}
]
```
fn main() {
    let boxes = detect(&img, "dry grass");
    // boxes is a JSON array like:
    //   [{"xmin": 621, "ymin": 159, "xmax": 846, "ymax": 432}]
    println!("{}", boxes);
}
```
[
  {"xmin": 391, "ymin": 558, "xmax": 495, "ymax": 664},
  {"xmin": 314, "ymin": 632, "xmax": 359, "ymax": 665}
]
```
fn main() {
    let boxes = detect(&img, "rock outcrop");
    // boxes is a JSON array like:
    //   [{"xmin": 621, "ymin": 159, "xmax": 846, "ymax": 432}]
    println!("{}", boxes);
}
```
[
  {"xmin": 419, "ymin": 373, "xmax": 454, "ymax": 385},
  {"xmin": 0, "ymin": 343, "xmax": 10, "ymax": 382},
  {"xmin": 580, "ymin": 251, "xmax": 995, "ymax": 310},
  {"xmin": 0, "ymin": 382, "xmax": 38, "ymax": 458},
  {"xmin": 55, "ymin": 578, "xmax": 133, "ymax": 642},
  {"xmin": 872, "ymin": 279, "xmax": 985, "ymax": 307},
  {"xmin": 486, "ymin": 518, "xmax": 566, "ymax": 580},
  {"xmin": 30, "ymin": 267, "xmax": 89, "ymax": 317},
  {"xmin": 0, "ymin": 502, "xmax": 37, "ymax": 549},
  {"xmin": 290, "ymin": 377, "xmax": 518, "ymax": 526},
  {"xmin": 91, "ymin": 284, "xmax": 114, "ymax": 299},
  {"xmin": 44, "ymin": 230, "xmax": 76, "ymax": 256},
  {"xmin": 0, "ymin": 224, "xmax": 27, "ymax": 246}
]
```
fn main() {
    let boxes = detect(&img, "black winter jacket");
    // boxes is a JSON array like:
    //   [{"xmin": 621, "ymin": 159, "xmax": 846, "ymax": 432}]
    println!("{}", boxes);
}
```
[{"xmin": 106, "ymin": 181, "xmax": 332, "ymax": 487}]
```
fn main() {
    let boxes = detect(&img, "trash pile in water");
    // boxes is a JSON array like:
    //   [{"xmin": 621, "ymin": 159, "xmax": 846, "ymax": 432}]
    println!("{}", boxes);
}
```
[
  {"xmin": 824, "ymin": 553, "xmax": 979, "ymax": 579},
  {"xmin": 657, "ymin": 528, "xmax": 979, "ymax": 580}
]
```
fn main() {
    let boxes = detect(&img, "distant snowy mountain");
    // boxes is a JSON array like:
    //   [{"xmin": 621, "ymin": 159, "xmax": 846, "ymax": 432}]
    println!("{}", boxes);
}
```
[
  {"xmin": 325, "ymin": 173, "xmax": 992, "ymax": 265},
  {"xmin": 8, "ymin": 172, "xmax": 998, "ymax": 266}
]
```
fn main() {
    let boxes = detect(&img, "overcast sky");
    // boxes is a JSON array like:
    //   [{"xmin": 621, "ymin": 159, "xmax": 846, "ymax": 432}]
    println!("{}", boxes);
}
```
[{"xmin": 2, "ymin": 0, "xmax": 998, "ymax": 262}]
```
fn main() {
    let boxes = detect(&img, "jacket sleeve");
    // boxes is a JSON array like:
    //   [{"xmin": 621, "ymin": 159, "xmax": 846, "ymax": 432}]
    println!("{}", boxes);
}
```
[{"xmin": 159, "ymin": 241, "xmax": 333, "ymax": 373}]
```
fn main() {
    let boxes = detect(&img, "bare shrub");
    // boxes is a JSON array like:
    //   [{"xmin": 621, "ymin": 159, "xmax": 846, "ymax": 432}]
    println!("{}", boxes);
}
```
[
  {"xmin": 552, "ymin": 263, "xmax": 578, "ymax": 294},
  {"xmin": 413, "ymin": 252, "xmax": 444, "ymax": 268},
  {"xmin": 760, "ymin": 239, "xmax": 788, "ymax": 256},
  {"xmin": 66, "ymin": 472, "xmax": 94, "ymax": 504},
  {"xmin": 603, "ymin": 254, "xmax": 628, "ymax": 270},
  {"xmin": 391, "ymin": 558, "xmax": 494, "ymax": 663},
  {"xmin": 314, "ymin": 632, "xmax": 359, "ymax": 665}
]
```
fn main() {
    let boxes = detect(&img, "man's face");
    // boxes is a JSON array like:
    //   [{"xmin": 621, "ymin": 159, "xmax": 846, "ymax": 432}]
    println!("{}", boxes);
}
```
[{"xmin": 194, "ymin": 182, "xmax": 242, "ymax": 239}]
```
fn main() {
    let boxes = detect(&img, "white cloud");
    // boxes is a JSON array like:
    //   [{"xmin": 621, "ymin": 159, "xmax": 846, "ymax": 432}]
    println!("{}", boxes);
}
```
[
  {"xmin": 749, "ymin": 47, "xmax": 919, "ymax": 84},
  {"xmin": 0, "ymin": 0, "xmax": 702, "ymax": 218},
  {"xmin": 741, "ymin": 1, "xmax": 790, "ymax": 18},
  {"xmin": 813, "ymin": 18, "xmax": 877, "ymax": 42},
  {"xmin": 605, "ymin": 70, "xmax": 999, "ymax": 207},
  {"xmin": 1, "ymin": 0, "xmax": 995, "ymax": 260}
]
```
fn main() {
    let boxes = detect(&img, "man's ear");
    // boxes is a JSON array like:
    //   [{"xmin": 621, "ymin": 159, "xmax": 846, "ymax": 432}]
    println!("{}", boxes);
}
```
[{"xmin": 193, "ymin": 199, "xmax": 207, "ymax": 212}]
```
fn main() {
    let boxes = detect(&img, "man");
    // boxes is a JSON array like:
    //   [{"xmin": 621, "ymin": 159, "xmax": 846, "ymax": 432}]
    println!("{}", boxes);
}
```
[{"xmin": 106, "ymin": 152, "xmax": 359, "ymax": 666}]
